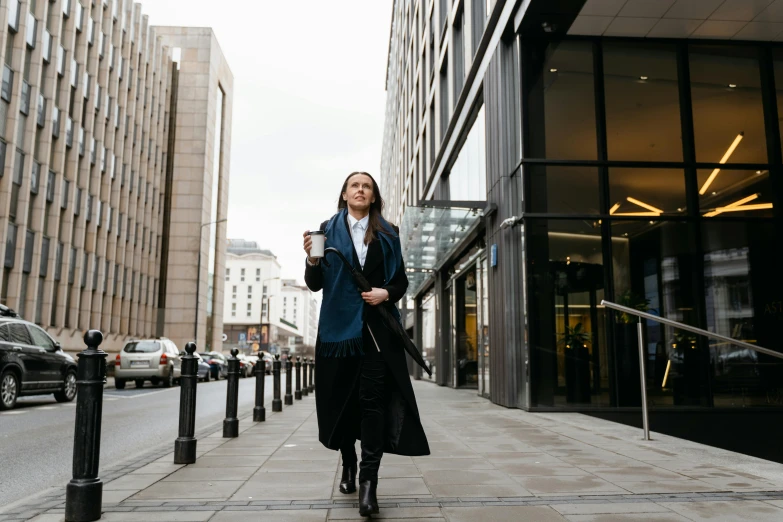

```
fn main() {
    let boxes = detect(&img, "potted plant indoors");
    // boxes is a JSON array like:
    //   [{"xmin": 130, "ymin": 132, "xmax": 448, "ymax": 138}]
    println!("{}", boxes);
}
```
[{"xmin": 560, "ymin": 323, "xmax": 592, "ymax": 404}]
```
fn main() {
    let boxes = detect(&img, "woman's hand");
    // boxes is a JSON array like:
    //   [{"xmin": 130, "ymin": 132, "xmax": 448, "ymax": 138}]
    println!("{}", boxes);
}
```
[
  {"xmin": 303, "ymin": 230, "xmax": 324, "ymax": 265},
  {"xmin": 361, "ymin": 288, "xmax": 389, "ymax": 306}
]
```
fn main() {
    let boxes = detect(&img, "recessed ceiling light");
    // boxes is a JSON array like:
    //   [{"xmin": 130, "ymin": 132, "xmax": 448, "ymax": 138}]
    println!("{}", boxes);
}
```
[
  {"xmin": 728, "ymin": 84, "xmax": 737, "ymax": 88},
  {"xmin": 677, "ymin": 208, "xmax": 683, "ymax": 212},
  {"xmin": 550, "ymin": 68, "xmax": 558, "ymax": 73},
  {"xmin": 756, "ymin": 170, "xmax": 763, "ymax": 174},
  {"xmin": 640, "ymin": 76, "xmax": 648, "ymax": 81},
  {"xmin": 711, "ymin": 191, "xmax": 717, "ymax": 195}
]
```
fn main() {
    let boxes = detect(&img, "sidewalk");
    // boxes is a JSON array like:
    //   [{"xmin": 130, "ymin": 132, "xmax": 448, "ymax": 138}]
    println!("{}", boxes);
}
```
[{"xmin": 6, "ymin": 381, "xmax": 783, "ymax": 521}]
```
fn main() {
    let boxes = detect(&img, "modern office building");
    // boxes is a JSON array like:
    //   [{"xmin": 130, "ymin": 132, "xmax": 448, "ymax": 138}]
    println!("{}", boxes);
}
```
[
  {"xmin": 383, "ymin": 0, "xmax": 783, "ymax": 456},
  {"xmin": 0, "ymin": 0, "xmax": 232, "ymax": 354},
  {"xmin": 280, "ymin": 278, "xmax": 320, "ymax": 352}
]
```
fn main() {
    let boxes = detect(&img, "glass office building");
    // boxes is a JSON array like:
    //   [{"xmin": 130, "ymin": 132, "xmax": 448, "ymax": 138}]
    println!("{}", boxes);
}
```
[{"xmin": 383, "ymin": 0, "xmax": 783, "ymax": 428}]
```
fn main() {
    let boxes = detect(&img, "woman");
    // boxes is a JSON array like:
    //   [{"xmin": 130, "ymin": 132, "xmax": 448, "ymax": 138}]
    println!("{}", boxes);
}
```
[{"xmin": 303, "ymin": 172, "xmax": 430, "ymax": 517}]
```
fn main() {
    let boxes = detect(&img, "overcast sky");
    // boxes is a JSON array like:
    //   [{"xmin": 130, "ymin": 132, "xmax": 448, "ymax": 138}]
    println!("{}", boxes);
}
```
[{"xmin": 143, "ymin": 0, "xmax": 393, "ymax": 283}]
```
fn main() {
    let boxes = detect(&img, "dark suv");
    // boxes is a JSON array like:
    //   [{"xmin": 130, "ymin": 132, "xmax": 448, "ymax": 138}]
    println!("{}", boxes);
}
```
[{"xmin": 0, "ymin": 305, "xmax": 78, "ymax": 410}]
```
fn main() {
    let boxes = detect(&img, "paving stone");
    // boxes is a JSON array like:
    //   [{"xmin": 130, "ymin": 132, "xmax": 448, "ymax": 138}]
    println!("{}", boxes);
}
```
[
  {"xmin": 441, "ymin": 506, "xmax": 567, "ymax": 522},
  {"xmin": 211, "ymin": 510, "xmax": 326, "ymax": 521}
]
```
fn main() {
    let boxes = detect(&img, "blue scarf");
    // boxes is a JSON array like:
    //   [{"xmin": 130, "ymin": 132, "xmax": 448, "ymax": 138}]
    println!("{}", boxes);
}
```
[{"xmin": 317, "ymin": 208, "xmax": 403, "ymax": 357}]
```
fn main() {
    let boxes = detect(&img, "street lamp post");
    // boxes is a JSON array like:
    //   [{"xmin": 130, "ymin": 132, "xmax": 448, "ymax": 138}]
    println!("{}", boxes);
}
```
[
  {"xmin": 259, "ymin": 276, "xmax": 280, "ymax": 354},
  {"xmin": 194, "ymin": 218, "xmax": 228, "ymax": 343}
]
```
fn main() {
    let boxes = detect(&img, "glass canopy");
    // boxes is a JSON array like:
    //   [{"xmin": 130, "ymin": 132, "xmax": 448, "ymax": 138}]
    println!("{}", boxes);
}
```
[{"xmin": 400, "ymin": 205, "xmax": 485, "ymax": 297}]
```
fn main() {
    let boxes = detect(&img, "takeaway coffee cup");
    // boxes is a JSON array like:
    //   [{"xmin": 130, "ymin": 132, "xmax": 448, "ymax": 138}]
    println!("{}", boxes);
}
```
[{"xmin": 308, "ymin": 231, "xmax": 325, "ymax": 258}]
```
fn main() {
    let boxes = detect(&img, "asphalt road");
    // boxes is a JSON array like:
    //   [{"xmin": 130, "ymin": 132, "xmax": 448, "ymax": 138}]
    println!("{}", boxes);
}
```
[{"xmin": 0, "ymin": 374, "xmax": 285, "ymax": 508}]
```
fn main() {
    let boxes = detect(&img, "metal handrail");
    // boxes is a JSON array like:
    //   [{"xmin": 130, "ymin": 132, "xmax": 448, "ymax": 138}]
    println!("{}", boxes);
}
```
[
  {"xmin": 600, "ymin": 299, "xmax": 783, "ymax": 442},
  {"xmin": 601, "ymin": 300, "xmax": 783, "ymax": 360}
]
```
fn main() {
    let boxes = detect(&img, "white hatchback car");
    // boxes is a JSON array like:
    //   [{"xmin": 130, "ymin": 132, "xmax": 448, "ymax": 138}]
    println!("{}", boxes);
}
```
[{"xmin": 114, "ymin": 338, "xmax": 182, "ymax": 389}]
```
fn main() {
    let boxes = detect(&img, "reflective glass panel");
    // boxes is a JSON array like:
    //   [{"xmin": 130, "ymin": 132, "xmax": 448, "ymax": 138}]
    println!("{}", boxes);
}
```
[
  {"xmin": 698, "ymin": 169, "xmax": 773, "ymax": 218},
  {"xmin": 526, "ymin": 219, "xmax": 608, "ymax": 407},
  {"xmin": 534, "ymin": 40, "xmax": 597, "ymax": 159},
  {"xmin": 610, "ymin": 220, "xmax": 707, "ymax": 407},
  {"xmin": 702, "ymin": 221, "xmax": 782, "ymax": 407},
  {"xmin": 690, "ymin": 45, "xmax": 767, "ymax": 164},
  {"xmin": 421, "ymin": 288, "xmax": 437, "ymax": 383},
  {"xmin": 446, "ymin": 105, "xmax": 486, "ymax": 200},
  {"xmin": 527, "ymin": 165, "xmax": 600, "ymax": 214},
  {"xmin": 608, "ymin": 168, "xmax": 686, "ymax": 217},
  {"xmin": 604, "ymin": 42, "xmax": 682, "ymax": 161}
]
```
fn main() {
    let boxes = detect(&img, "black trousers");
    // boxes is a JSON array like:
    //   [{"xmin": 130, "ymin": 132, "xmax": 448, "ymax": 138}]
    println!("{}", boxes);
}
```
[{"xmin": 340, "ymin": 345, "xmax": 386, "ymax": 483}]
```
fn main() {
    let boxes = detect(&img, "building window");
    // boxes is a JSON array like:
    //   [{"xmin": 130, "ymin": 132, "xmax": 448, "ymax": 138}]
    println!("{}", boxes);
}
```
[
  {"xmin": 231, "ymin": 303, "xmax": 236, "ymax": 317},
  {"xmin": 263, "ymin": 285, "xmax": 267, "ymax": 295},
  {"xmin": 232, "ymin": 285, "xmax": 237, "ymax": 299},
  {"xmin": 240, "ymin": 268, "xmax": 245, "ymax": 282},
  {"xmin": 225, "ymin": 268, "xmax": 230, "ymax": 281},
  {"xmin": 247, "ymin": 302, "xmax": 252, "ymax": 317},
  {"xmin": 256, "ymin": 268, "xmax": 260, "ymax": 281},
  {"xmin": 247, "ymin": 285, "xmax": 252, "ymax": 299}
]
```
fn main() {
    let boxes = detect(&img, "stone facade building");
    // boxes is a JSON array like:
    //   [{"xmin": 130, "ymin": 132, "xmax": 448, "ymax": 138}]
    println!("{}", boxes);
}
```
[{"xmin": 0, "ymin": 0, "xmax": 232, "ymax": 353}]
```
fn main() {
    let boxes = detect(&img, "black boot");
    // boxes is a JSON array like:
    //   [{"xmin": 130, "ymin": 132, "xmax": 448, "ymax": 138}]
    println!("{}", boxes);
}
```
[
  {"xmin": 358, "ymin": 479, "xmax": 379, "ymax": 517},
  {"xmin": 339, "ymin": 464, "xmax": 357, "ymax": 494}
]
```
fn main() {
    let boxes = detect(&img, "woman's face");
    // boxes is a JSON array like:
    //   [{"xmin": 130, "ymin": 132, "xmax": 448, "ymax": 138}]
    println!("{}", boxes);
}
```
[{"xmin": 342, "ymin": 174, "xmax": 375, "ymax": 212}]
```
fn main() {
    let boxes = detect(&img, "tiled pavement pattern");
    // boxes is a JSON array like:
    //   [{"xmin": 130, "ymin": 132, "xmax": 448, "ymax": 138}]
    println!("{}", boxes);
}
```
[{"xmin": 5, "ymin": 382, "xmax": 783, "ymax": 521}]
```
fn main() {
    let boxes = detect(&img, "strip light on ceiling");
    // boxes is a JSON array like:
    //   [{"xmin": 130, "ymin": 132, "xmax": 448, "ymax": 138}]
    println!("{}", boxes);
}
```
[
  {"xmin": 626, "ymin": 197, "xmax": 663, "ymax": 214},
  {"xmin": 712, "ymin": 203, "xmax": 772, "ymax": 213},
  {"xmin": 703, "ymin": 193, "xmax": 758, "ymax": 217},
  {"xmin": 699, "ymin": 132, "xmax": 744, "ymax": 195}
]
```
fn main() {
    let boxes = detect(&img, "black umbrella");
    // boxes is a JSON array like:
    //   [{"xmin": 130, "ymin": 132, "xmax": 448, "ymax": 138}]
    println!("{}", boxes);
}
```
[{"xmin": 322, "ymin": 247, "xmax": 432, "ymax": 376}]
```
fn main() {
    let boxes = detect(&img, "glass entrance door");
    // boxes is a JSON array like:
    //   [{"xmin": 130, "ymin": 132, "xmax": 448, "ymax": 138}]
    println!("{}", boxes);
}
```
[
  {"xmin": 456, "ymin": 268, "xmax": 479, "ymax": 388},
  {"xmin": 477, "ymin": 256, "xmax": 490, "ymax": 397}
]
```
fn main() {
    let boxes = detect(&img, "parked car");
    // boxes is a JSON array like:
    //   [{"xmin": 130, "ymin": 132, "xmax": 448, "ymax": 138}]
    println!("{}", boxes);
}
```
[
  {"xmin": 201, "ymin": 352, "xmax": 228, "ymax": 380},
  {"xmin": 236, "ymin": 355, "xmax": 255, "ymax": 378},
  {"xmin": 184, "ymin": 352, "xmax": 212, "ymax": 382},
  {"xmin": 115, "ymin": 338, "xmax": 182, "ymax": 389},
  {"xmin": 0, "ymin": 311, "xmax": 78, "ymax": 410}
]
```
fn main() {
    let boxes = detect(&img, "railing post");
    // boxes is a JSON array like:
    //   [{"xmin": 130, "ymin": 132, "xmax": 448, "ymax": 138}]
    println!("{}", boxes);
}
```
[
  {"xmin": 65, "ymin": 330, "xmax": 106, "ymax": 522},
  {"xmin": 223, "ymin": 348, "xmax": 240, "ymax": 437},
  {"xmin": 174, "ymin": 342, "xmax": 199, "ymax": 464},
  {"xmin": 637, "ymin": 318, "xmax": 651, "ymax": 441},
  {"xmin": 253, "ymin": 353, "xmax": 266, "ymax": 422},
  {"xmin": 302, "ymin": 357, "xmax": 309, "ymax": 396},
  {"xmin": 284, "ymin": 355, "xmax": 293, "ymax": 405},
  {"xmin": 295, "ymin": 356, "xmax": 302, "ymax": 400},
  {"xmin": 309, "ymin": 358, "xmax": 315, "ymax": 394},
  {"xmin": 272, "ymin": 354, "xmax": 282, "ymax": 412}
]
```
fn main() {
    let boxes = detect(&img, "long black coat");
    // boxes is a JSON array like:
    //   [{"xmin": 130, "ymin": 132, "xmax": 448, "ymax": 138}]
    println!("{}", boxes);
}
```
[{"xmin": 304, "ymin": 218, "xmax": 430, "ymax": 457}]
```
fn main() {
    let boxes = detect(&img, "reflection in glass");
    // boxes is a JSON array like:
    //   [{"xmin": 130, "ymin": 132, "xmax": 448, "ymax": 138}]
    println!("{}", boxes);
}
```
[
  {"xmin": 604, "ymin": 42, "xmax": 682, "ymax": 161},
  {"xmin": 702, "ymin": 222, "xmax": 783, "ymax": 407},
  {"xmin": 527, "ymin": 166, "xmax": 599, "ymax": 214},
  {"xmin": 535, "ymin": 40, "xmax": 597, "ymax": 159},
  {"xmin": 698, "ymin": 169, "xmax": 773, "ymax": 218},
  {"xmin": 774, "ymin": 49, "xmax": 783, "ymax": 153},
  {"xmin": 421, "ymin": 289, "xmax": 437, "ymax": 382},
  {"xmin": 608, "ymin": 169, "xmax": 686, "ymax": 217},
  {"xmin": 526, "ymin": 219, "xmax": 608, "ymax": 407},
  {"xmin": 690, "ymin": 45, "xmax": 767, "ymax": 164},
  {"xmin": 611, "ymin": 221, "xmax": 705, "ymax": 407},
  {"xmin": 479, "ymin": 257, "xmax": 490, "ymax": 398},
  {"xmin": 455, "ymin": 268, "xmax": 478, "ymax": 388},
  {"xmin": 446, "ymin": 105, "xmax": 486, "ymax": 200}
]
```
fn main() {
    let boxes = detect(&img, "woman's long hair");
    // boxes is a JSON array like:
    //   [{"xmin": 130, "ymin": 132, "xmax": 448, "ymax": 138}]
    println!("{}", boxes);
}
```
[{"xmin": 338, "ymin": 171, "xmax": 393, "ymax": 244}]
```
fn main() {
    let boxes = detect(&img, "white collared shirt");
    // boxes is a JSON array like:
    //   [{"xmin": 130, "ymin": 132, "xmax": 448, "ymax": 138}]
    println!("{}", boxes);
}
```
[{"xmin": 347, "ymin": 213, "xmax": 369, "ymax": 268}]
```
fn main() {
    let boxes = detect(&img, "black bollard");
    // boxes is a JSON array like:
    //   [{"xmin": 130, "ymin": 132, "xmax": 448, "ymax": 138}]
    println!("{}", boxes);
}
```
[
  {"xmin": 253, "ymin": 353, "xmax": 266, "ymax": 422},
  {"xmin": 174, "ymin": 342, "xmax": 199, "ymax": 464},
  {"xmin": 310, "ymin": 358, "xmax": 315, "ymax": 394},
  {"xmin": 295, "ymin": 356, "xmax": 302, "ymax": 400},
  {"xmin": 302, "ymin": 357, "xmax": 309, "ymax": 397},
  {"xmin": 272, "ymin": 354, "xmax": 282, "ymax": 412},
  {"xmin": 307, "ymin": 358, "xmax": 314, "ymax": 394},
  {"xmin": 284, "ymin": 355, "xmax": 293, "ymax": 405},
  {"xmin": 223, "ymin": 348, "xmax": 240, "ymax": 438},
  {"xmin": 65, "ymin": 330, "xmax": 107, "ymax": 522}
]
